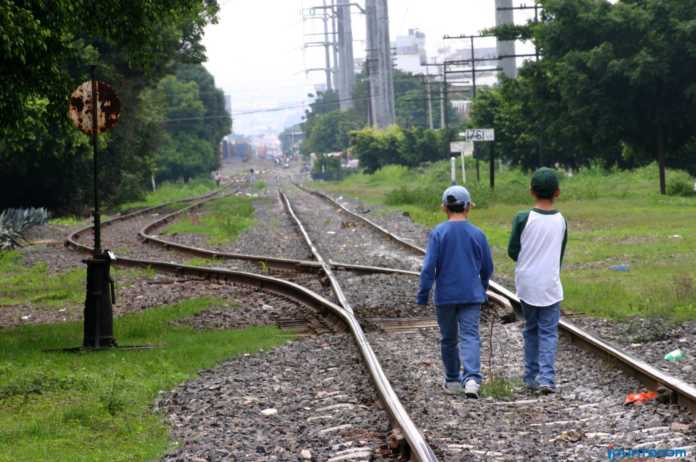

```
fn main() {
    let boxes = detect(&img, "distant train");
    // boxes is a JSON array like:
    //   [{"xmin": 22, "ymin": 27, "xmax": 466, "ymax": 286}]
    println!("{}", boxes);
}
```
[{"xmin": 220, "ymin": 139, "xmax": 254, "ymax": 162}]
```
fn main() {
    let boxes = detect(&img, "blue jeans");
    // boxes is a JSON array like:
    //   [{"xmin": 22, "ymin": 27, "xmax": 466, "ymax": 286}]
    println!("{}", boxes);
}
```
[
  {"xmin": 522, "ymin": 301, "xmax": 561, "ymax": 388},
  {"xmin": 436, "ymin": 304, "xmax": 481, "ymax": 383}
]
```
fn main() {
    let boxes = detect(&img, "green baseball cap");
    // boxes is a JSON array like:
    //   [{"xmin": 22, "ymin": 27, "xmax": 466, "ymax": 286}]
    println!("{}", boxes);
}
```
[{"xmin": 531, "ymin": 167, "xmax": 560, "ymax": 197}]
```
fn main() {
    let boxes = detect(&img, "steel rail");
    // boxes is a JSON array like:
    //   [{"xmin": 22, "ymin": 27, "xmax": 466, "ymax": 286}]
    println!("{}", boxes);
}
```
[
  {"xmin": 66, "ymin": 187, "xmax": 228, "ymax": 255},
  {"xmin": 138, "ymin": 193, "xmax": 324, "ymax": 273},
  {"xmin": 298, "ymin": 183, "xmax": 696, "ymax": 412},
  {"xmin": 66, "ymin": 187, "xmax": 438, "ymax": 460},
  {"xmin": 279, "ymin": 191, "xmax": 439, "ymax": 462},
  {"xmin": 279, "ymin": 192, "xmax": 355, "ymax": 314}
]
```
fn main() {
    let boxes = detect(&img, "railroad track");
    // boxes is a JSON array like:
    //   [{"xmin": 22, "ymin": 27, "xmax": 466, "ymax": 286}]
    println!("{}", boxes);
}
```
[
  {"xmin": 64, "ymin": 174, "xmax": 696, "ymax": 460},
  {"xmin": 65, "ymin": 180, "xmax": 441, "ymax": 460},
  {"xmin": 296, "ymin": 183, "xmax": 696, "ymax": 414}
]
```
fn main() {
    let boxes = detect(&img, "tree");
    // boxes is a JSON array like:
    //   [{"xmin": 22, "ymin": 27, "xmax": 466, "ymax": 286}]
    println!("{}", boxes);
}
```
[
  {"xmin": 0, "ymin": 1, "xmax": 221, "ymax": 211},
  {"xmin": 478, "ymin": 0, "xmax": 696, "ymax": 191}
]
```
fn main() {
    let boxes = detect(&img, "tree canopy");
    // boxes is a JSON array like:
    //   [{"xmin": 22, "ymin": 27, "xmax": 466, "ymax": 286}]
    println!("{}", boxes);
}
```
[
  {"xmin": 0, "ymin": 1, "xmax": 227, "ymax": 212},
  {"xmin": 473, "ymin": 0, "xmax": 696, "ymax": 192}
]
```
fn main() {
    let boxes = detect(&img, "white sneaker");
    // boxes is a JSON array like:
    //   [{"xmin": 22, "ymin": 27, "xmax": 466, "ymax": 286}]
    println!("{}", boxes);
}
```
[
  {"xmin": 464, "ymin": 379, "xmax": 480, "ymax": 399},
  {"xmin": 442, "ymin": 381, "xmax": 464, "ymax": 395}
]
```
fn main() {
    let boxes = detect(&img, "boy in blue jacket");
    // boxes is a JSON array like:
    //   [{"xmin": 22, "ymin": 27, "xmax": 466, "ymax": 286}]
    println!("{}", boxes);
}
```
[{"xmin": 417, "ymin": 185, "xmax": 494, "ymax": 398}]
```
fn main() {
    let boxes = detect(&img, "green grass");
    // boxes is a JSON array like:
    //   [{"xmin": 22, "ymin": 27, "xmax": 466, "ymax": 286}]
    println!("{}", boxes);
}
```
[
  {"xmin": 0, "ymin": 251, "xmax": 85, "ymax": 307},
  {"xmin": 253, "ymin": 180, "xmax": 267, "ymax": 191},
  {"xmin": 162, "ymin": 196, "xmax": 254, "ymax": 246},
  {"xmin": 317, "ymin": 162, "xmax": 696, "ymax": 321},
  {"xmin": 0, "ymin": 251, "xmax": 151, "ymax": 310},
  {"xmin": 183, "ymin": 257, "xmax": 219, "ymax": 267},
  {"xmin": 48, "ymin": 216, "xmax": 83, "ymax": 226},
  {"xmin": 0, "ymin": 297, "xmax": 290, "ymax": 462},
  {"xmin": 118, "ymin": 178, "xmax": 218, "ymax": 213},
  {"xmin": 480, "ymin": 377, "xmax": 522, "ymax": 399}
]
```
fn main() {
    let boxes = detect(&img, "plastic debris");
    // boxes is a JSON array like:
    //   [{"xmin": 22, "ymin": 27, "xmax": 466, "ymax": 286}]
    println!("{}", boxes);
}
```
[
  {"xmin": 624, "ymin": 391, "xmax": 657, "ymax": 405},
  {"xmin": 671, "ymin": 422, "xmax": 692, "ymax": 433},
  {"xmin": 549, "ymin": 430, "xmax": 583, "ymax": 443},
  {"xmin": 608, "ymin": 264, "xmax": 630, "ymax": 272},
  {"xmin": 664, "ymin": 348, "xmax": 685, "ymax": 362}
]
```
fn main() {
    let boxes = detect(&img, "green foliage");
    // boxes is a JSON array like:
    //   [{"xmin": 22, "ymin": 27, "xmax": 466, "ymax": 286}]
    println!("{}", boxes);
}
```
[
  {"xmin": 0, "ymin": 1, "xmax": 223, "ymax": 213},
  {"xmin": 0, "ymin": 297, "xmax": 289, "ymax": 461},
  {"xmin": 470, "ymin": 0, "xmax": 696, "ymax": 192},
  {"xmin": 163, "ymin": 196, "xmax": 255, "ymax": 245},
  {"xmin": 351, "ymin": 126, "xmax": 453, "ymax": 173},
  {"xmin": 667, "ymin": 171, "xmax": 696, "ymax": 197},
  {"xmin": 311, "ymin": 155, "xmax": 344, "ymax": 181},
  {"xmin": 118, "ymin": 178, "xmax": 217, "ymax": 212},
  {"xmin": 302, "ymin": 110, "xmax": 363, "ymax": 155}
]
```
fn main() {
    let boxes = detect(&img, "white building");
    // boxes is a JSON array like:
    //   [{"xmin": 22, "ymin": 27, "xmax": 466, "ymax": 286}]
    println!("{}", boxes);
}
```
[{"xmin": 392, "ymin": 29, "xmax": 428, "ymax": 75}]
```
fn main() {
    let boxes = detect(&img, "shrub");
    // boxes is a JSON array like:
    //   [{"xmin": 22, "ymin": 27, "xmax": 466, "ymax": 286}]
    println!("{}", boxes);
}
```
[{"xmin": 667, "ymin": 171, "xmax": 695, "ymax": 197}]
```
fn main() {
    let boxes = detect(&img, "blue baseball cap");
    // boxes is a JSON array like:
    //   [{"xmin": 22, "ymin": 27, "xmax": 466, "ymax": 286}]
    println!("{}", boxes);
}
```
[{"xmin": 442, "ymin": 185, "xmax": 471, "ymax": 207}]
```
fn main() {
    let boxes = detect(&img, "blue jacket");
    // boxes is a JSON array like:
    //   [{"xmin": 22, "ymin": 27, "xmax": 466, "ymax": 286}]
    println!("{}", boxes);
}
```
[{"xmin": 417, "ymin": 220, "xmax": 494, "ymax": 306}]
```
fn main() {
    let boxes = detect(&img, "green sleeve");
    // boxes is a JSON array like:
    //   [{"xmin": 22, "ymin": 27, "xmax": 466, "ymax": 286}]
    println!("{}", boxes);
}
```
[
  {"xmin": 507, "ymin": 211, "xmax": 530, "ymax": 261},
  {"xmin": 561, "ymin": 218, "xmax": 568, "ymax": 265}
]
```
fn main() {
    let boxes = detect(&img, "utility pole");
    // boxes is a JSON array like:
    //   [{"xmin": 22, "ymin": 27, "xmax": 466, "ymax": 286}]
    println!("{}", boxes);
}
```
[
  {"xmin": 366, "ymin": 0, "xmax": 395, "ymax": 127},
  {"xmin": 495, "ymin": 0, "xmax": 517, "ymax": 78},
  {"xmin": 442, "ymin": 70, "xmax": 448, "ymax": 128},
  {"xmin": 426, "ymin": 75, "xmax": 434, "ymax": 129},
  {"xmin": 322, "ymin": 0, "xmax": 333, "ymax": 91},
  {"xmin": 337, "ymin": 0, "xmax": 356, "ymax": 110}
]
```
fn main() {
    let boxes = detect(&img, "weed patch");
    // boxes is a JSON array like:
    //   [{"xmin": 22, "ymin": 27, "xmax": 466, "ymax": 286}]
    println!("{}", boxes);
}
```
[
  {"xmin": 162, "ymin": 196, "xmax": 254, "ymax": 245},
  {"xmin": 0, "ymin": 297, "xmax": 289, "ymax": 461}
]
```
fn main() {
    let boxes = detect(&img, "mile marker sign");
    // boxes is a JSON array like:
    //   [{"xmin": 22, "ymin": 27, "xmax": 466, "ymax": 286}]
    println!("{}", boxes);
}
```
[{"xmin": 460, "ymin": 128, "xmax": 495, "ymax": 142}]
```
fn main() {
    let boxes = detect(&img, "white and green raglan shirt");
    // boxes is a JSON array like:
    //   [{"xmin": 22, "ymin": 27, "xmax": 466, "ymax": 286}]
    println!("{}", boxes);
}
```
[{"xmin": 507, "ymin": 209, "xmax": 568, "ymax": 307}]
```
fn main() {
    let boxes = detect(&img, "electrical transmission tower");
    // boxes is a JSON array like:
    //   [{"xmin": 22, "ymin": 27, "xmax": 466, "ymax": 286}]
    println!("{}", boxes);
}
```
[
  {"xmin": 303, "ymin": 1, "xmax": 361, "ymax": 112},
  {"xmin": 303, "ymin": 1, "xmax": 336, "ymax": 92}
]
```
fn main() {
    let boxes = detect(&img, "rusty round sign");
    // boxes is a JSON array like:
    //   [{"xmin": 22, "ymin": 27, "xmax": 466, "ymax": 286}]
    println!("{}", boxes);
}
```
[{"xmin": 68, "ymin": 81, "xmax": 121, "ymax": 134}]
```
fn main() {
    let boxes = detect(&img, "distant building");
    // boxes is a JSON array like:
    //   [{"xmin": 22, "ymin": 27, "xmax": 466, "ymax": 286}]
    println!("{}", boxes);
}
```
[
  {"xmin": 392, "ymin": 29, "xmax": 428, "ymax": 75},
  {"xmin": 224, "ymin": 94, "xmax": 232, "ymax": 115}
]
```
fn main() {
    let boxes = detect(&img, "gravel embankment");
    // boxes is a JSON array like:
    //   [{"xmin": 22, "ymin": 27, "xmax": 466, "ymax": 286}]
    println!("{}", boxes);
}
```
[
  {"xmin": 369, "ymin": 322, "xmax": 695, "ymax": 461},
  {"xmin": 284, "ymin": 187, "xmax": 423, "ymax": 272},
  {"xmin": 159, "ymin": 334, "xmax": 395, "ymax": 462}
]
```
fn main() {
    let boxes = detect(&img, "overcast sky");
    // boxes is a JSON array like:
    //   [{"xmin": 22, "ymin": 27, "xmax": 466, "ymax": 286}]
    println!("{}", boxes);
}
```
[{"xmin": 202, "ymin": 1, "xmax": 536, "ymax": 134}]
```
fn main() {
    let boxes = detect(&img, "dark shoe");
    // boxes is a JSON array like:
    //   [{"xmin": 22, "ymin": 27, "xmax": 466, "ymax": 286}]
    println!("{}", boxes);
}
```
[{"xmin": 538, "ymin": 384, "xmax": 556, "ymax": 395}]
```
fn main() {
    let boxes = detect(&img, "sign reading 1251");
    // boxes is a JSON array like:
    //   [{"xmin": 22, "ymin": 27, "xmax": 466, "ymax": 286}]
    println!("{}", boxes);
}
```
[{"xmin": 460, "ymin": 128, "xmax": 495, "ymax": 142}]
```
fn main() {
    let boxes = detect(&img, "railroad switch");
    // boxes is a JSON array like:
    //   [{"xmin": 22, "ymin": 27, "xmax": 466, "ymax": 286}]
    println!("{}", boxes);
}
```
[{"xmin": 82, "ymin": 250, "xmax": 117, "ymax": 348}]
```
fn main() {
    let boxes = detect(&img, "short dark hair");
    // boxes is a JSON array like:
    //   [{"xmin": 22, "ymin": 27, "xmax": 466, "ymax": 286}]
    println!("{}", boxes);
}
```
[
  {"xmin": 446, "ymin": 203, "xmax": 466, "ymax": 213},
  {"xmin": 531, "ymin": 185, "xmax": 557, "ymax": 200}
]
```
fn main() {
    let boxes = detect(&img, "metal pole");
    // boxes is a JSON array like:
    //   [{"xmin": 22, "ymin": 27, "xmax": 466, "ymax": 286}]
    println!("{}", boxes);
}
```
[
  {"xmin": 450, "ymin": 156, "xmax": 456, "ymax": 185},
  {"xmin": 331, "ymin": 0, "xmax": 339, "ymax": 91},
  {"xmin": 443, "ymin": 69, "xmax": 448, "ymax": 128},
  {"xmin": 490, "ymin": 143, "xmax": 495, "ymax": 189},
  {"xmin": 461, "ymin": 152, "xmax": 466, "ymax": 184},
  {"xmin": 322, "ymin": 0, "xmax": 333, "ymax": 91},
  {"xmin": 470, "ymin": 36, "xmax": 477, "ymax": 98},
  {"xmin": 426, "ymin": 75, "xmax": 434, "ymax": 129},
  {"xmin": 90, "ymin": 65, "xmax": 101, "ymax": 257}
]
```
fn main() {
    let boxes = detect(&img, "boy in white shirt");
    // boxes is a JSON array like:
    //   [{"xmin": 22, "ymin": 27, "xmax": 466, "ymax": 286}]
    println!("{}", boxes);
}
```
[{"xmin": 507, "ymin": 168, "xmax": 567, "ymax": 394}]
